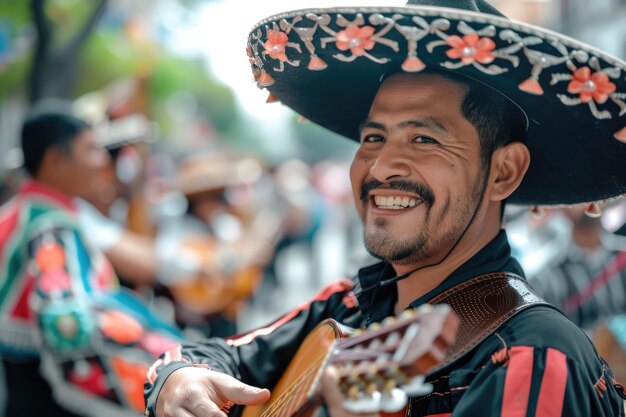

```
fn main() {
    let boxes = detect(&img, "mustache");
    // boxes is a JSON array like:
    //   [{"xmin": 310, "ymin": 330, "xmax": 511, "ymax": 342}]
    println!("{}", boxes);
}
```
[{"xmin": 360, "ymin": 179, "xmax": 435, "ymax": 207}]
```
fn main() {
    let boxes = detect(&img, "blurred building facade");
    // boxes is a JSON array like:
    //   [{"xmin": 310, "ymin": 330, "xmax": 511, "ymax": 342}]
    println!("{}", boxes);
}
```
[{"xmin": 495, "ymin": 0, "xmax": 626, "ymax": 58}]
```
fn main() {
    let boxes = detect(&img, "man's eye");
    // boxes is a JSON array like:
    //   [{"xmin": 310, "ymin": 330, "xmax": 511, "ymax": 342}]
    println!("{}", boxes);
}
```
[
  {"xmin": 361, "ymin": 134, "xmax": 384, "ymax": 144},
  {"xmin": 413, "ymin": 136, "xmax": 439, "ymax": 144}
]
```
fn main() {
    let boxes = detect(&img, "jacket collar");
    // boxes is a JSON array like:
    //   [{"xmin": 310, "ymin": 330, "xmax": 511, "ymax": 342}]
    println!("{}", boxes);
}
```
[{"xmin": 355, "ymin": 229, "xmax": 524, "ymax": 322}]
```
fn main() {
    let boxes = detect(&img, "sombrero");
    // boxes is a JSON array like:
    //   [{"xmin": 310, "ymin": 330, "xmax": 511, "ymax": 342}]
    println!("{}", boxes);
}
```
[
  {"xmin": 246, "ymin": 0, "xmax": 626, "ymax": 207},
  {"xmin": 176, "ymin": 152, "xmax": 264, "ymax": 197}
]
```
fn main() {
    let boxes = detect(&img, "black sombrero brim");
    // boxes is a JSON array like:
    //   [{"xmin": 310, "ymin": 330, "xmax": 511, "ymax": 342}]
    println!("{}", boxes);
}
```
[{"xmin": 247, "ymin": 6, "xmax": 626, "ymax": 206}]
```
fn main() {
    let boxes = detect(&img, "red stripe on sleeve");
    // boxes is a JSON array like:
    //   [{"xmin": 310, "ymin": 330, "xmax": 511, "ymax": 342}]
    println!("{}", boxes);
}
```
[
  {"xmin": 501, "ymin": 346, "xmax": 534, "ymax": 417},
  {"xmin": 226, "ymin": 279, "xmax": 353, "ymax": 346},
  {"xmin": 536, "ymin": 348, "xmax": 568, "ymax": 417}
]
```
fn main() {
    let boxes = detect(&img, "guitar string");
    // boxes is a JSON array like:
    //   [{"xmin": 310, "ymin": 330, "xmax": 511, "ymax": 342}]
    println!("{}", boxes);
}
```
[
  {"xmin": 260, "ymin": 355, "xmax": 327, "ymax": 417},
  {"xmin": 262, "ymin": 360, "xmax": 321, "ymax": 417},
  {"xmin": 261, "ymin": 356, "xmax": 325, "ymax": 417}
]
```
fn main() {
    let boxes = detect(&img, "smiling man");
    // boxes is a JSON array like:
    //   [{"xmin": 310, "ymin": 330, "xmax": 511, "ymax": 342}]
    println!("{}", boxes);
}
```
[{"xmin": 144, "ymin": 1, "xmax": 626, "ymax": 416}]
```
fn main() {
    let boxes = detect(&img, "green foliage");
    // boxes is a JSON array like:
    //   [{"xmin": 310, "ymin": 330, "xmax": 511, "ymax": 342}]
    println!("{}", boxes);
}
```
[
  {"xmin": 0, "ymin": 0, "xmax": 240, "ymax": 142},
  {"xmin": 0, "ymin": 54, "xmax": 29, "ymax": 98},
  {"xmin": 0, "ymin": 1, "xmax": 31, "ymax": 97},
  {"xmin": 74, "ymin": 30, "xmax": 137, "ymax": 96},
  {"xmin": 0, "ymin": 1, "xmax": 31, "ymax": 27},
  {"xmin": 150, "ymin": 54, "xmax": 238, "ymax": 136}
]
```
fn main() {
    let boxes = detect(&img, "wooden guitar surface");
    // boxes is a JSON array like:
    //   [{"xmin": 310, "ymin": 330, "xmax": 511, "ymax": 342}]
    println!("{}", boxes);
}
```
[
  {"xmin": 243, "ymin": 320, "xmax": 344, "ymax": 417},
  {"xmin": 242, "ymin": 305, "xmax": 458, "ymax": 417}
]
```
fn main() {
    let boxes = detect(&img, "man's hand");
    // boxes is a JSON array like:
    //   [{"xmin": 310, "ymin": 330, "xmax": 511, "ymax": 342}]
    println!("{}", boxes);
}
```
[{"xmin": 156, "ymin": 367, "xmax": 270, "ymax": 417}]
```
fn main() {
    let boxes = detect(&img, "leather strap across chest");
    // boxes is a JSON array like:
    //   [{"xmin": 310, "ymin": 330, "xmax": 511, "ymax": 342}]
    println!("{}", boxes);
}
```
[{"xmin": 427, "ymin": 272, "xmax": 549, "ymax": 368}]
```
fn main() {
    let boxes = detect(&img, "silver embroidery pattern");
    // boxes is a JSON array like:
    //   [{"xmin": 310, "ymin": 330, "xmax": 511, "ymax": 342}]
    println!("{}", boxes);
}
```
[{"xmin": 247, "ymin": 8, "xmax": 626, "ymax": 140}]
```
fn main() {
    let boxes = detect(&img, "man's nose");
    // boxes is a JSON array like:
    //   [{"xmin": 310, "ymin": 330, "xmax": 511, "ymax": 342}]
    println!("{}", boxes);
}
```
[{"xmin": 369, "ymin": 142, "xmax": 412, "ymax": 182}]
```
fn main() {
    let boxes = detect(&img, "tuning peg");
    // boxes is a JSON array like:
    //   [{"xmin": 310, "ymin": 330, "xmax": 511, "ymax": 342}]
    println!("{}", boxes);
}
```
[
  {"xmin": 382, "ymin": 316, "xmax": 396, "ymax": 326},
  {"xmin": 366, "ymin": 382, "xmax": 379, "ymax": 394},
  {"xmin": 346, "ymin": 385, "xmax": 361, "ymax": 400},
  {"xmin": 380, "ymin": 388, "xmax": 408, "ymax": 413},
  {"xmin": 399, "ymin": 309, "xmax": 416, "ymax": 319},
  {"xmin": 368, "ymin": 322, "xmax": 382, "ymax": 331},
  {"xmin": 384, "ymin": 366, "xmax": 406, "ymax": 384},
  {"xmin": 400, "ymin": 375, "xmax": 434, "ymax": 397},
  {"xmin": 347, "ymin": 372, "xmax": 364, "ymax": 386},
  {"xmin": 368, "ymin": 338, "xmax": 382, "ymax": 350},
  {"xmin": 415, "ymin": 304, "xmax": 433, "ymax": 314},
  {"xmin": 343, "ymin": 391, "xmax": 381, "ymax": 414},
  {"xmin": 383, "ymin": 331, "xmax": 400, "ymax": 347}
]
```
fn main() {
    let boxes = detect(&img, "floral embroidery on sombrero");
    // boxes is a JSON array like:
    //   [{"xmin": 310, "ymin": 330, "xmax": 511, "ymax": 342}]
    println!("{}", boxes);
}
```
[
  {"xmin": 320, "ymin": 13, "xmax": 399, "ymax": 64},
  {"xmin": 567, "ymin": 67, "xmax": 617, "ymax": 104},
  {"xmin": 247, "ymin": 9, "xmax": 626, "ymax": 141},
  {"xmin": 445, "ymin": 33, "xmax": 495, "ymax": 65},
  {"xmin": 264, "ymin": 28, "xmax": 290, "ymax": 62},
  {"xmin": 426, "ymin": 22, "xmax": 520, "ymax": 75},
  {"xmin": 260, "ymin": 23, "xmax": 302, "ymax": 76},
  {"xmin": 335, "ymin": 25, "xmax": 376, "ymax": 56},
  {"xmin": 549, "ymin": 57, "xmax": 626, "ymax": 140}
]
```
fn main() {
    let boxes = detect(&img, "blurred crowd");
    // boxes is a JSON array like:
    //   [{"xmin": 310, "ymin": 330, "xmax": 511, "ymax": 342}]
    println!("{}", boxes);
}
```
[{"xmin": 1, "ymin": 91, "xmax": 626, "ymax": 416}]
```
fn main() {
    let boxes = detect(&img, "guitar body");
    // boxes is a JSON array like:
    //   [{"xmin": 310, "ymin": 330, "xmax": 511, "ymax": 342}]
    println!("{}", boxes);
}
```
[
  {"xmin": 242, "ymin": 305, "xmax": 458, "ymax": 417},
  {"xmin": 242, "ymin": 320, "xmax": 348, "ymax": 417}
]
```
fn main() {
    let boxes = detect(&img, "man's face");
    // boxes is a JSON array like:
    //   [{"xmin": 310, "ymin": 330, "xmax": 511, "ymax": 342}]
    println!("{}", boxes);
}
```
[
  {"xmin": 350, "ymin": 73, "xmax": 488, "ymax": 266},
  {"xmin": 60, "ymin": 129, "xmax": 110, "ymax": 200}
]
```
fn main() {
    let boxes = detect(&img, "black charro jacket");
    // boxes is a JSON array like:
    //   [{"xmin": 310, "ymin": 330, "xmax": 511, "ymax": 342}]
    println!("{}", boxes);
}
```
[{"xmin": 145, "ymin": 230, "xmax": 625, "ymax": 417}]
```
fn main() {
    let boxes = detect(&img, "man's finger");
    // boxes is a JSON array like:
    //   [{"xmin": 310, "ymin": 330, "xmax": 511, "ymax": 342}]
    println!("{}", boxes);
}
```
[{"xmin": 210, "ymin": 372, "xmax": 271, "ymax": 406}]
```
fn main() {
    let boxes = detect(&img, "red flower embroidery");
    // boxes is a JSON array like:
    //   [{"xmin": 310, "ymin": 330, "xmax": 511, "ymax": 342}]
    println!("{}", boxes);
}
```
[
  {"xmin": 336, "ymin": 25, "xmax": 376, "ymax": 56},
  {"xmin": 263, "ymin": 29, "xmax": 289, "ymax": 62},
  {"xmin": 445, "ymin": 33, "xmax": 496, "ymax": 65},
  {"xmin": 567, "ymin": 67, "xmax": 617, "ymax": 104},
  {"xmin": 39, "ymin": 270, "xmax": 72, "ymax": 293},
  {"xmin": 35, "ymin": 242, "xmax": 65, "ymax": 273}
]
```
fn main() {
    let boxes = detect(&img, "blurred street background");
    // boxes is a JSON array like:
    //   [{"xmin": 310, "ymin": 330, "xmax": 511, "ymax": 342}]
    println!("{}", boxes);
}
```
[{"xmin": 1, "ymin": 0, "xmax": 626, "ymax": 382}]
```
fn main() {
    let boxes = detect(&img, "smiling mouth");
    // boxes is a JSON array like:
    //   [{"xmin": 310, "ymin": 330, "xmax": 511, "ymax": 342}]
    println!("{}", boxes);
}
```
[{"xmin": 372, "ymin": 195, "xmax": 423, "ymax": 210}]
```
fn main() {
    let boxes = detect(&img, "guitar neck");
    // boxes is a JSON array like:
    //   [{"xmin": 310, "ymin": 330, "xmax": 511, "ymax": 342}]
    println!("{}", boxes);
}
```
[{"xmin": 243, "ymin": 305, "xmax": 458, "ymax": 417}]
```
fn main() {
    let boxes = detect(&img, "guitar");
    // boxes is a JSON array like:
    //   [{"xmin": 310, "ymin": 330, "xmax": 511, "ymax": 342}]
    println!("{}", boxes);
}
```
[
  {"xmin": 168, "ymin": 235, "xmax": 264, "ymax": 317},
  {"xmin": 168, "ymin": 206, "xmax": 283, "ymax": 317},
  {"xmin": 242, "ymin": 304, "xmax": 459, "ymax": 417}
]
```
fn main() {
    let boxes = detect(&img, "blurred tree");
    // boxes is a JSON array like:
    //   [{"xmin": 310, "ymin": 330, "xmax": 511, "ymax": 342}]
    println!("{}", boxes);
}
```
[
  {"xmin": 29, "ymin": 0, "xmax": 108, "ymax": 103},
  {"xmin": 0, "ymin": 0, "xmax": 239, "ymax": 142}
]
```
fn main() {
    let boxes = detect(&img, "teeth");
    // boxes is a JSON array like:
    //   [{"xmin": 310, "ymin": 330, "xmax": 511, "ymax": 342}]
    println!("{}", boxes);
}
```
[{"xmin": 373, "ymin": 195, "xmax": 420, "ymax": 209}]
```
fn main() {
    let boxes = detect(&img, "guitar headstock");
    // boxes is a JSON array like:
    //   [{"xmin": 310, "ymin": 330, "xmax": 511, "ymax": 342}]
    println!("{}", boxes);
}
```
[{"xmin": 330, "ymin": 304, "xmax": 459, "ymax": 413}]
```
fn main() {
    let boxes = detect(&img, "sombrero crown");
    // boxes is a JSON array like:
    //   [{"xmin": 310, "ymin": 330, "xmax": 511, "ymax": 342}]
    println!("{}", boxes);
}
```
[{"xmin": 247, "ymin": 0, "xmax": 626, "ymax": 206}]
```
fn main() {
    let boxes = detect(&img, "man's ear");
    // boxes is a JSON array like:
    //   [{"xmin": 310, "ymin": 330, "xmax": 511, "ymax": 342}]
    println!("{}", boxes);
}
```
[
  {"xmin": 489, "ymin": 141, "xmax": 530, "ymax": 202},
  {"xmin": 39, "ymin": 146, "xmax": 66, "ymax": 173}
]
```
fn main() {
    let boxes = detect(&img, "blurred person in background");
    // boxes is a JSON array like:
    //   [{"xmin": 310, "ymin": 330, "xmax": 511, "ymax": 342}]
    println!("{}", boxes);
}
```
[
  {"xmin": 528, "ymin": 205, "xmax": 626, "ymax": 381},
  {"xmin": 257, "ymin": 159, "xmax": 326, "ymax": 305},
  {"xmin": 155, "ymin": 151, "xmax": 283, "ymax": 338},
  {"xmin": 72, "ymin": 114, "xmax": 210, "ymax": 330},
  {"xmin": 144, "ymin": 0, "xmax": 626, "ymax": 416},
  {"xmin": 0, "ymin": 110, "xmax": 181, "ymax": 417}
]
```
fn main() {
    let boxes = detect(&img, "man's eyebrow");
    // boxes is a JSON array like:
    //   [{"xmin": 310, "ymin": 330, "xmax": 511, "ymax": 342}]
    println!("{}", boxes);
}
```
[
  {"xmin": 359, "ymin": 118, "xmax": 449, "ymax": 134},
  {"xmin": 359, "ymin": 119, "xmax": 386, "ymax": 133},
  {"xmin": 399, "ymin": 118, "xmax": 448, "ymax": 134}
]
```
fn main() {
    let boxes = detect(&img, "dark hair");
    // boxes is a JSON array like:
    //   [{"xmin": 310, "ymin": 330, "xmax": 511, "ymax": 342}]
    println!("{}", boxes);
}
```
[
  {"xmin": 21, "ymin": 112, "xmax": 90, "ymax": 176},
  {"xmin": 438, "ymin": 72, "xmax": 527, "ymax": 167},
  {"xmin": 432, "ymin": 71, "xmax": 527, "ymax": 218}
]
